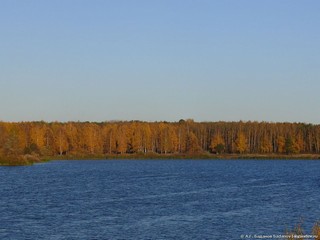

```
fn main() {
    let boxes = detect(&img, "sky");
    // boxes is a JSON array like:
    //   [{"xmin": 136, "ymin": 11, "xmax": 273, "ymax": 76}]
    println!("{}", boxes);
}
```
[{"xmin": 0, "ymin": 0, "xmax": 319, "ymax": 123}]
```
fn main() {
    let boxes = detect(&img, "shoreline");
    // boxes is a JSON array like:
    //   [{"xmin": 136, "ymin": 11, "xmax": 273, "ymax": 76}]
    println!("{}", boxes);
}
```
[
  {"xmin": 45, "ymin": 153, "xmax": 320, "ymax": 161},
  {"xmin": 1, "ymin": 153, "xmax": 320, "ymax": 166}
]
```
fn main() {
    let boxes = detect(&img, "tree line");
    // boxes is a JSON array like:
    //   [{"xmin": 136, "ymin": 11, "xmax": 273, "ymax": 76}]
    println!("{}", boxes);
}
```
[{"xmin": 1, "ymin": 120, "xmax": 320, "ymax": 158}]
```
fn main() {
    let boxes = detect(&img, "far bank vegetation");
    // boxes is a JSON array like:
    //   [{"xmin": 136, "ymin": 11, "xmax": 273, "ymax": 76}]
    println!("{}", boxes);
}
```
[{"xmin": 1, "ymin": 120, "xmax": 320, "ymax": 164}]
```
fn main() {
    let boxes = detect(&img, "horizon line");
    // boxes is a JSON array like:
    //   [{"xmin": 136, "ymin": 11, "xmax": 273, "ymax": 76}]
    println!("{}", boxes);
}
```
[{"xmin": 0, "ymin": 119, "xmax": 319, "ymax": 125}]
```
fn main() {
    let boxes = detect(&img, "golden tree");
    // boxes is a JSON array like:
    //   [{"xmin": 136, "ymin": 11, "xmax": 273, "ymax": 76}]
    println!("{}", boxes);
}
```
[
  {"xmin": 235, "ymin": 132, "xmax": 247, "ymax": 154},
  {"xmin": 210, "ymin": 133, "xmax": 225, "ymax": 154}
]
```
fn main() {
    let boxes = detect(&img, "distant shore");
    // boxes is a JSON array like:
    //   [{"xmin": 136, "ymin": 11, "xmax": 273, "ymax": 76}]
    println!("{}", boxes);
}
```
[
  {"xmin": 45, "ymin": 153, "xmax": 320, "ymax": 160},
  {"xmin": 1, "ymin": 121, "xmax": 320, "ymax": 166},
  {"xmin": 1, "ymin": 153, "xmax": 320, "ymax": 166}
]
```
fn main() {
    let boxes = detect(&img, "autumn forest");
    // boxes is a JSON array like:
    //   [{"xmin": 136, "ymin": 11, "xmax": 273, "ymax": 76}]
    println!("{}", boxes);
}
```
[{"xmin": 1, "ymin": 120, "xmax": 320, "ymax": 163}]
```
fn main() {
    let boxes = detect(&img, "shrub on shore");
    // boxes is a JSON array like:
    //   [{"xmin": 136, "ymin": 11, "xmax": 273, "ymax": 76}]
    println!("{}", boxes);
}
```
[
  {"xmin": 0, "ymin": 154, "xmax": 40, "ymax": 166},
  {"xmin": 286, "ymin": 221, "xmax": 320, "ymax": 240}
]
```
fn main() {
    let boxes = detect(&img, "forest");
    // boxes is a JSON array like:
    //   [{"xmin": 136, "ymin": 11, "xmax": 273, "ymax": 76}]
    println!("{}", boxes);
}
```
[{"xmin": 1, "ymin": 119, "xmax": 320, "ymax": 164}]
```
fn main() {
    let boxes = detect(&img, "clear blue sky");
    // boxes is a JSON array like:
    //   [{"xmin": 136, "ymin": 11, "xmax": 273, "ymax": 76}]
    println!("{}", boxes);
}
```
[{"xmin": 1, "ymin": 0, "xmax": 319, "ymax": 123}]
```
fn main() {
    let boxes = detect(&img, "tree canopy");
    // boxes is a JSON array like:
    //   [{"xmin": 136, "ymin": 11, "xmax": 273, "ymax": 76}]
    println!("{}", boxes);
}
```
[{"xmin": 0, "ymin": 121, "xmax": 319, "ymax": 158}]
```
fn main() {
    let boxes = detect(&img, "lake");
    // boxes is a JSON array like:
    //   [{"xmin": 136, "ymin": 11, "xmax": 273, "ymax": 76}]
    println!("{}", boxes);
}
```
[{"xmin": 1, "ymin": 160, "xmax": 319, "ymax": 239}]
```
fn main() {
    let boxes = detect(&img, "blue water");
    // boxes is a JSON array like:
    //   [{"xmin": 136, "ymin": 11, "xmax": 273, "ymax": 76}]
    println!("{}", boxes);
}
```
[{"xmin": 0, "ymin": 160, "xmax": 319, "ymax": 239}]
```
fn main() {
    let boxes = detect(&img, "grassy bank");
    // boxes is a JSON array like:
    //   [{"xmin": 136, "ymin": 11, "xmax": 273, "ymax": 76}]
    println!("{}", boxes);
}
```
[
  {"xmin": 2, "ymin": 153, "xmax": 320, "ymax": 166},
  {"xmin": 0, "ymin": 154, "xmax": 42, "ymax": 166},
  {"xmin": 43, "ymin": 153, "xmax": 320, "ymax": 161}
]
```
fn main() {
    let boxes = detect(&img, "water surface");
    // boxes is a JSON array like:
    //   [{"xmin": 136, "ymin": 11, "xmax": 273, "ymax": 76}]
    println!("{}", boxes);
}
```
[{"xmin": 1, "ymin": 160, "xmax": 319, "ymax": 239}]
